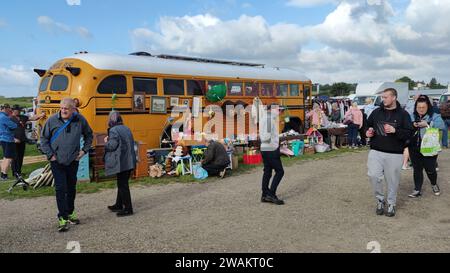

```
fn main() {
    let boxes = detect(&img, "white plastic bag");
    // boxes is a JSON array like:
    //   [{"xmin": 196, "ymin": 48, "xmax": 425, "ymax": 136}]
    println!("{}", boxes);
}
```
[{"xmin": 420, "ymin": 127, "xmax": 442, "ymax": 157}]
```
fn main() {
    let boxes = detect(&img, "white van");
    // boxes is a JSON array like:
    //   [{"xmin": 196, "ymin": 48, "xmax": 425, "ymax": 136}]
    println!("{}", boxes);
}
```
[{"xmin": 353, "ymin": 82, "xmax": 409, "ymax": 110}]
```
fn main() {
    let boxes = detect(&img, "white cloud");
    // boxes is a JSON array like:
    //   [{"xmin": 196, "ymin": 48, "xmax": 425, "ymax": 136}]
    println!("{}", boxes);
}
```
[
  {"xmin": 66, "ymin": 0, "xmax": 81, "ymax": 6},
  {"xmin": 310, "ymin": 1, "xmax": 395, "ymax": 56},
  {"xmin": 130, "ymin": 1, "xmax": 450, "ymax": 85},
  {"xmin": 38, "ymin": 16, "xmax": 71, "ymax": 33},
  {"xmin": 0, "ymin": 19, "xmax": 6, "ymax": 28},
  {"xmin": 76, "ymin": 27, "xmax": 92, "ymax": 39},
  {"xmin": 37, "ymin": 16, "xmax": 92, "ymax": 39},
  {"xmin": 0, "ymin": 65, "xmax": 37, "ymax": 97},
  {"xmin": 131, "ymin": 14, "xmax": 307, "ymax": 63},
  {"xmin": 396, "ymin": 0, "xmax": 450, "ymax": 55}
]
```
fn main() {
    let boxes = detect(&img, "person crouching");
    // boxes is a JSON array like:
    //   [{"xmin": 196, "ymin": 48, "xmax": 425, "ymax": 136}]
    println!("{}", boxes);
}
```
[{"xmin": 201, "ymin": 139, "xmax": 230, "ymax": 178}]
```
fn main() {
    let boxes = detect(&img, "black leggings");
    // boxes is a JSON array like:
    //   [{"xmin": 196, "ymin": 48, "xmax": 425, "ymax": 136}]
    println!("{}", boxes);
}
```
[
  {"xmin": 12, "ymin": 142, "xmax": 26, "ymax": 176},
  {"xmin": 408, "ymin": 146, "xmax": 438, "ymax": 191}
]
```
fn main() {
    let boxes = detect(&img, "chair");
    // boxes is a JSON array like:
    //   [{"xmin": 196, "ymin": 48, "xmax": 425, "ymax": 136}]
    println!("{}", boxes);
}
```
[
  {"xmin": 170, "ymin": 155, "xmax": 193, "ymax": 176},
  {"xmin": 191, "ymin": 146, "xmax": 207, "ymax": 164},
  {"xmin": 180, "ymin": 155, "xmax": 193, "ymax": 176}
]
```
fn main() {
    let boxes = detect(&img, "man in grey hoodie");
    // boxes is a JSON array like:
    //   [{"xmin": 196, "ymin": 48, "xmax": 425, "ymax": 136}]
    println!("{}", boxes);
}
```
[
  {"xmin": 260, "ymin": 104, "xmax": 285, "ymax": 205},
  {"xmin": 41, "ymin": 98, "xmax": 93, "ymax": 232}
]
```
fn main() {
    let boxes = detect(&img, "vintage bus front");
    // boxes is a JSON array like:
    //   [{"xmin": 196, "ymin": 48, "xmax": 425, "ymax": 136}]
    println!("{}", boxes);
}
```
[{"xmin": 35, "ymin": 57, "xmax": 96, "ymax": 147}]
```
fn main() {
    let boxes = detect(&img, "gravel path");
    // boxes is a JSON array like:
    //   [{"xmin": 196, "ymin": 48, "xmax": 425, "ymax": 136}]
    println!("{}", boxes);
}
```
[{"xmin": 1, "ymin": 149, "xmax": 449, "ymax": 253}]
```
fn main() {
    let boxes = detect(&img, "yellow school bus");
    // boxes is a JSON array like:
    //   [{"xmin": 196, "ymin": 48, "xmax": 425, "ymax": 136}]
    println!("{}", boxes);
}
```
[{"xmin": 35, "ymin": 52, "xmax": 312, "ymax": 148}]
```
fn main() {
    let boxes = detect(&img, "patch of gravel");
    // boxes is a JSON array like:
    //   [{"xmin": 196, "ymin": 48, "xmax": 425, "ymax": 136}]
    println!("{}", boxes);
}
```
[{"xmin": 1, "ymin": 150, "xmax": 449, "ymax": 253}]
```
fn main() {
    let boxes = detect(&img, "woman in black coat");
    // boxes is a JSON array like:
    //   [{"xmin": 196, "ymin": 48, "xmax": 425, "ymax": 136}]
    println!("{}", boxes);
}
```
[{"xmin": 104, "ymin": 111, "xmax": 137, "ymax": 217}]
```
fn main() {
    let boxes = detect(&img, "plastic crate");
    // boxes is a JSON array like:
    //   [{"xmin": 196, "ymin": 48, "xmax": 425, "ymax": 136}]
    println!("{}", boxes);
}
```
[{"xmin": 243, "ymin": 154, "xmax": 262, "ymax": 165}]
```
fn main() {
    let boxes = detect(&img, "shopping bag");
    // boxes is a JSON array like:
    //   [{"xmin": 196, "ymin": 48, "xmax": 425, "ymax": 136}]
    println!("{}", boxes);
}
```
[
  {"xmin": 420, "ymin": 127, "xmax": 442, "ymax": 157},
  {"xmin": 193, "ymin": 164, "xmax": 208, "ymax": 180}
]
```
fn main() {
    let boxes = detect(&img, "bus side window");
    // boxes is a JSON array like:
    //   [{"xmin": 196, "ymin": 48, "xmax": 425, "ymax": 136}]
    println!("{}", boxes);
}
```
[
  {"xmin": 276, "ymin": 84, "xmax": 288, "ymax": 97},
  {"xmin": 290, "ymin": 84, "xmax": 300, "ymax": 96},
  {"xmin": 187, "ymin": 80, "xmax": 205, "ymax": 96},
  {"xmin": 133, "ymin": 77, "xmax": 157, "ymax": 95},
  {"xmin": 98, "ymin": 75, "xmax": 127, "ymax": 94},
  {"xmin": 164, "ymin": 79, "xmax": 185, "ymax": 96},
  {"xmin": 261, "ymin": 83, "xmax": 274, "ymax": 97},
  {"xmin": 245, "ymin": 83, "xmax": 259, "ymax": 97},
  {"xmin": 228, "ymin": 82, "xmax": 243, "ymax": 96}
]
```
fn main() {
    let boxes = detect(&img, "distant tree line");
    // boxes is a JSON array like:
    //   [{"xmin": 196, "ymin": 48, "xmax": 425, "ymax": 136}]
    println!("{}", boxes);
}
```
[{"xmin": 313, "ymin": 77, "xmax": 448, "ymax": 97}]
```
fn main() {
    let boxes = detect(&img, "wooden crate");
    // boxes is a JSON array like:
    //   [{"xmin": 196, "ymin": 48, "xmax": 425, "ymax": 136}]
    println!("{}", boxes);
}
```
[
  {"xmin": 133, "ymin": 142, "xmax": 149, "ymax": 179},
  {"xmin": 91, "ymin": 145, "xmax": 108, "ymax": 183}
]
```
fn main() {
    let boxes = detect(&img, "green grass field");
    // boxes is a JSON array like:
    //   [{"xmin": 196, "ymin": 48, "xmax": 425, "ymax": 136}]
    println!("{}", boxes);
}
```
[{"xmin": 0, "ymin": 96, "xmax": 34, "ymax": 108}]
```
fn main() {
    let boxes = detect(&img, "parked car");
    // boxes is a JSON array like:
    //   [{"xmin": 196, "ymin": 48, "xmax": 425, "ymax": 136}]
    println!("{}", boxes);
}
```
[{"xmin": 439, "ymin": 92, "xmax": 450, "ymax": 119}]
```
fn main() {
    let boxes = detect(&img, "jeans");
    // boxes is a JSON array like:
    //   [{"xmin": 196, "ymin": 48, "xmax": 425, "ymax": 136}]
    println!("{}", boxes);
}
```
[
  {"xmin": 409, "ymin": 146, "xmax": 438, "ymax": 191},
  {"xmin": 347, "ymin": 124, "xmax": 359, "ymax": 147},
  {"xmin": 51, "ymin": 161, "xmax": 79, "ymax": 219},
  {"xmin": 115, "ymin": 170, "xmax": 133, "ymax": 211},
  {"xmin": 261, "ymin": 149, "xmax": 285, "ymax": 197}
]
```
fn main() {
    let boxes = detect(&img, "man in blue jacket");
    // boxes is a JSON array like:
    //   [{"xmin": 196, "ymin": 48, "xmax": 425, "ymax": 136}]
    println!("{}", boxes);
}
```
[{"xmin": 0, "ymin": 104, "xmax": 17, "ymax": 181}]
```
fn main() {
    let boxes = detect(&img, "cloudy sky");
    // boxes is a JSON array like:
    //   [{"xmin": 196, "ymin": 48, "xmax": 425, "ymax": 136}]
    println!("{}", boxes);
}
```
[{"xmin": 1, "ymin": 0, "xmax": 449, "ymax": 97}]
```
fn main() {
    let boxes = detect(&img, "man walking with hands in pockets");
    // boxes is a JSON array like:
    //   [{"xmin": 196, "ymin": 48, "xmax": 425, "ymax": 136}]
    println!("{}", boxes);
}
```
[
  {"xmin": 366, "ymin": 88, "xmax": 413, "ymax": 217},
  {"xmin": 41, "ymin": 98, "xmax": 93, "ymax": 232}
]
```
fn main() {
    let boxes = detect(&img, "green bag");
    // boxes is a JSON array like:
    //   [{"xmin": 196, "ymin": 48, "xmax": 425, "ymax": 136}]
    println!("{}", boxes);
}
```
[{"xmin": 420, "ymin": 127, "xmax": 442, "ymax": 157}]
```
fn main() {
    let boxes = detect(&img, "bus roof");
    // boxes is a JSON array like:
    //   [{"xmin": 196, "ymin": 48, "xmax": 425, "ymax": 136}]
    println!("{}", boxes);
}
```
[{"xmin": 65, "ymin": 53, "xmax": 310, "ymax": 82}]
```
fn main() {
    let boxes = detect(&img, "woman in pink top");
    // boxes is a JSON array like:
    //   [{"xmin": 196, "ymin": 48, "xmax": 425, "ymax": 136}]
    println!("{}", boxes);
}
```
[
  {"xmin": 344, "ymin": 102, "xmax": 363, "ymax": 148},
  {"xmin": 306, "ymin": 103, "xmax": 328, "ymax": 129}
]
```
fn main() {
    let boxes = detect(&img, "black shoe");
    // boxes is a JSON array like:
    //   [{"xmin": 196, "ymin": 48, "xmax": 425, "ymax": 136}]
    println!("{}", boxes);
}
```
[
  {"xmin": 385, "ymin": 205, "xmax": 396, "ymax": 217},
  {"xmin": 0, "ymin": 173, "xmax": 8, "ymax": 181},
  {"xmin": 108, "ymin": 205, "xmax": 123, "ymax": 212},
  {"xmin": 265, "ymin": 195, "xmax": 285, "ymax": 205},
  {"xmin": 408, "ymin": 190, "xmax": 422, "ymax": 198},
  {"xmin": 117, "ymin": 210, "xmax": 134, "ymax": 217},
  {"xmin": 261, "ymin": 196, "xmax": 271, "ymax": 203},
  {"xmin": 376, "ymin": 200, "xmax": 385, "ymax": 216}
]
